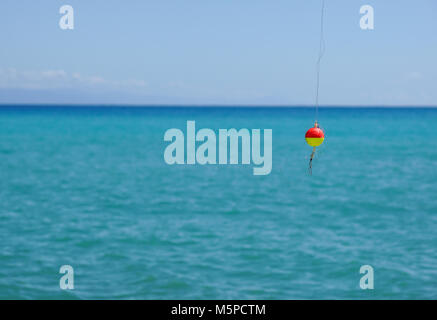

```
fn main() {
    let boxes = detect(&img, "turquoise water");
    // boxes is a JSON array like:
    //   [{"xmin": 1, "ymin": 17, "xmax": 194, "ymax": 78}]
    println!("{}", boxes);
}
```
[{"xmin": 0, "ymin": 106, "xmax": 436, "ymax": 299}]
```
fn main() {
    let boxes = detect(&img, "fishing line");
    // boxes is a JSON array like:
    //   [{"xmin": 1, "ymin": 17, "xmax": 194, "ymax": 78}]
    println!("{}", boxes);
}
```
[
  {"xmin": 314, "ymin": 0, "xmax": 326, "ymax": 121},
  {"xmin": 305, "ymin": 0, "xmax": 327, "ymax": 175}
]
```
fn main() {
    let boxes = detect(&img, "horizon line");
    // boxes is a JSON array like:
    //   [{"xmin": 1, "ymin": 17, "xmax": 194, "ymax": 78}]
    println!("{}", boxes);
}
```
[{"xmin": 1, "ymin": 103, "xmax": 437, "ymax": 108}]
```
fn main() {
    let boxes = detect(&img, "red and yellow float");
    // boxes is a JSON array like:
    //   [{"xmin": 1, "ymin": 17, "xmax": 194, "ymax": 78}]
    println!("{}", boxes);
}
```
[{"xmin": 305, "ymin": 123, "xmax": 324, "ymax": 147}]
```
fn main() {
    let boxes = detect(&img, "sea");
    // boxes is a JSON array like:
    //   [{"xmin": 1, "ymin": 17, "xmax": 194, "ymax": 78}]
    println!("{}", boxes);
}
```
[{"xmin": 0, "ymin": 106, "xmax": 436, "ymax": 299}]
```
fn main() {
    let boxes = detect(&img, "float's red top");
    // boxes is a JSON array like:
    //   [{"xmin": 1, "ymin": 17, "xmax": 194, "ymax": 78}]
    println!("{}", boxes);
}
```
[{"xmin": 305, "ymin": 127, "xmax": 324, "ymax": 139}]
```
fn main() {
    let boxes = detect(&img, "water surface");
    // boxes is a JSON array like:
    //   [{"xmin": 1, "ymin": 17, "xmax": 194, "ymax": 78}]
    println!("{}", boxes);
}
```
[{"xmin": 0, "ymin": 106, "xmax": 436, "ymax": 299}]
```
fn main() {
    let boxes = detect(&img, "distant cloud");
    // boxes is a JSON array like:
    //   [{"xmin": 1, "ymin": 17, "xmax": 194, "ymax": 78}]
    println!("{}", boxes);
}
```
[
  {"xmin": 0, "ymin": 68, "xmax": 148, "ymax": 91},
  {"xmin": 40, "ymin": 70, "xmax": 68, "ymax": 79}
]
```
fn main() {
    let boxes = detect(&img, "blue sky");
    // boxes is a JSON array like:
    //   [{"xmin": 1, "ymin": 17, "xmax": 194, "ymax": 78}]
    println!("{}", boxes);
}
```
[{"xmin": 0, "ymin": 0, "xmax": 436, "ymax": 105}]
